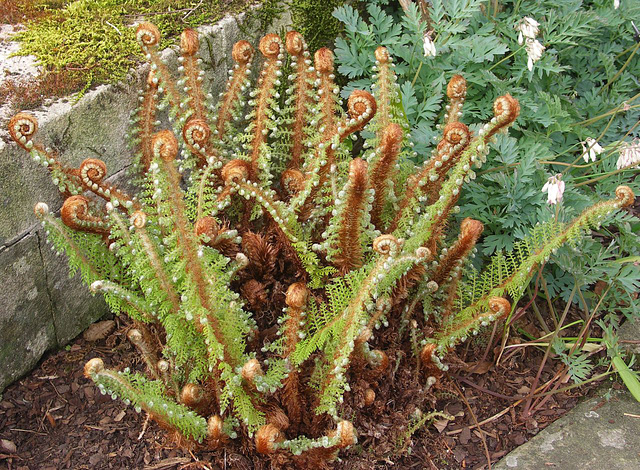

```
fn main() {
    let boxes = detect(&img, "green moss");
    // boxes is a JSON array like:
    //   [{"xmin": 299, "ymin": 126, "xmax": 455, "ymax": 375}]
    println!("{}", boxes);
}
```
[
  {"xmin": 288, "ymin": 0, "xmax": 347, "ymax": 52},
  {"xmin": 12, "ymin": 0, "xmax": 265, "ymax": 95}
]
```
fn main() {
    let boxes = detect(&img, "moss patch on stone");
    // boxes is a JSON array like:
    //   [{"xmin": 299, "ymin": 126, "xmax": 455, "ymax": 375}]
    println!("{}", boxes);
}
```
[
  {"xmin": 10, "ymin": 0, "xmax": 263, "ymax": 98},
  {"xmin": 288, "ymin": 0, "xmax": 346, "ymax": 52}
]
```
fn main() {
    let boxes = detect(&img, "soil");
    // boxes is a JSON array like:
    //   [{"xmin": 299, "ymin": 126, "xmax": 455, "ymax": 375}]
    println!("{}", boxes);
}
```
[{"xmin": 0, "ymin": 312, "xmax": 603, "ymax": 470}]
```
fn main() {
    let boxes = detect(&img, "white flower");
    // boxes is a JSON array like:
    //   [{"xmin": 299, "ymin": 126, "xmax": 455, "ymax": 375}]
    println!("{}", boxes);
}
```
[
  {"xmin": 580, "ymin": 137, "xmax": 604, "ymax": 162},
  {"xmin": 525, "ymin": 38, "xmax": 545, "ymax": 71},
  {"xmin": 516, "ymin": 17, "xmax": 540, "ymax": 45},
  {"xmin": 614, "ymin": 0, "xmax": 620, "ymax": 9},
  {"xmin": 616, "ymin": 139, "xmax": 640, "ymax": 170},
  {"xmin": 423, "ymin": 32, "xmax": 436, "ymax": 58},
  {"xmin": 542, "ymin": 174, "xmax": 565, "ymax": 205}
]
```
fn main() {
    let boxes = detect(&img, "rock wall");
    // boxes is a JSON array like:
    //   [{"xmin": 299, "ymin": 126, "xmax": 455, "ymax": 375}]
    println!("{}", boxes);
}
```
[{"xmin": 0, "ymin": 6, "xmax": 292, "ymax": 392}]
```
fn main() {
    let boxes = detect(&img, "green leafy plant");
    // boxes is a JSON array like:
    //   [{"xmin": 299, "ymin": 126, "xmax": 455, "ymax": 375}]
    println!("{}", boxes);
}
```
[
  {"xmin": 333, "ymin": 0, "xmax": 640, "ymax": 258},
  {"xmin": 333, "ymin": 0, "xmax": 640, "ymax": 401},
  {"xmin": 8, "ymin": 20, "xmax": 635, "ymax": 466}
]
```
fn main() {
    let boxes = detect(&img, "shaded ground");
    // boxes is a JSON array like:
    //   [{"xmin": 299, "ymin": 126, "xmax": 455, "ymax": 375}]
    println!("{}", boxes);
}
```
[{"xmin": 0, "ymin": 314, "xmax": 606, "ymax": 470}]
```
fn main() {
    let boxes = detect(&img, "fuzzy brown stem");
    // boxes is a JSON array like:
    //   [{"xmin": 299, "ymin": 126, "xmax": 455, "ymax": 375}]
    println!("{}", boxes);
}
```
[
  {"xmin": 286, "ymin": 31, "xmax": 313, "ymax": 170},
  {"xmin": 370, "ymin": 123, "xmax": 403, "ymax": 230},
  {"xmin": 334, "ymin": 158, "xmax": 369, "ymax": 273},
  {"xmin": 215, "ymin": 40, "xmax": 253, "ymax": 142}
]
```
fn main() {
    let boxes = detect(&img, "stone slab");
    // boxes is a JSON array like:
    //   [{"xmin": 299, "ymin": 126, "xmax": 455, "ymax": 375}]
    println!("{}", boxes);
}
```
[
  {"xmin": 39, "ymin": 233, "xmax": 110, "ymax": 346},
  {"xmin": 619, "ymin": 317, "xmax": 640, "ymax": 356},
  {"xmin": 0, "ymin": 233, "xmax": 56, "ymax": 391},
  {"xmin": 494, "ymin": 385, "xmax": 640, "ymax": 469}
]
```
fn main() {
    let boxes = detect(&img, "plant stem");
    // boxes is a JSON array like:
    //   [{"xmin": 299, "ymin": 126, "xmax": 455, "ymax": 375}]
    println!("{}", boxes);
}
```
[
  {"xmin": 453, "ymin": 381, "xmax": 492, "ymax": 469},
  {"xmin": 572, "ymin": 92, "xmax": 640, "ymax": 127},
  {"xmin": 522, "ymin": 283, "xmax": 576, "ymax": 418},
  {"xmin": 599, "ymin": 41, "xmax": 640, "ymax": 95},
  {"xmin": 529, "ymin": 287, "xmax": 551, "ymax": 334},
  {"xmin": 410, "ymin": 60, "xmax": 423, "ymax": 88},
  {"xmin": 487, "ymin": 47, "xmax": 523, "ymax": 72},
  {"xmin": 574, "ymin": 166, "xmax": 640, "ymax": 188}
]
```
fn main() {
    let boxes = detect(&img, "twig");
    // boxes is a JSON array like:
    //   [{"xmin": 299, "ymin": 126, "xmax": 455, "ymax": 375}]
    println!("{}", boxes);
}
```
[
  {"xmin": 138, "ymin": 412, "xmax": 151, "ymax": 440},
  {"xmin": 9, "ymin": 428, "xmax": 48, "ymax": 435},
  {"xmin": 38, "ymin": 398, "xmax": 54, "ymax": 432},
  {"xmin": 105, "ymin": 20, "xmax": 122, "ymax": 36},
  {"xmin": 450, "ymin": 373, "xmax": 524, "ymax": 401},
  {"xmin": 143, "ymin": 457, "xmax": 191, "ymax": 470},
  {"xmin": 182, "ymin": 0, "xmax": 204, "ymax": 21},
  {"xmin": 479, "ymin": 321, "xmax": 499, "ymax": 367},
  {"xmin": 452, "ymin": 381, "xmax": 492, "ymax": 470}
]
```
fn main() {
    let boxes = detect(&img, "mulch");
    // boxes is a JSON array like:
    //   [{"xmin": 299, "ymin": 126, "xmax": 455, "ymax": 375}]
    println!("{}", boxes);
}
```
[{"xmin": 0, "ymin": 314, "xmax": 606, "ymax": 470}]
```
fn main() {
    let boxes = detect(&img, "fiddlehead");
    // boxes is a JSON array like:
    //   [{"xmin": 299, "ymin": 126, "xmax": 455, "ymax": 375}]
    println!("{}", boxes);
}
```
[
  {"xmin": 8, "ymin": 113, "xmax": 82, "ymax": 195},
  {"xmin": 281, "ymin": 282, "xmax": 309, "ymax": 426},
  {"xmin": 8, "ymin": 111, "xmax": 38, "ymax": 151},
  {"xmin": 247, "ymin": 33, "xmax": 284, "ymax": 181},
  {"xmin": 179, "ymin": 29, "xmax": 207, "ymax": 121},
  {"xmin": 482, "ymin": 94, "xmax": 520, "ymax": 142},
  {"xmin": 390, "ymin": 121, "xmax": 471, "ymax": 232},
  {"xmin": 78, "ymin": 158, "xmax": 138, "ymax": 210},
  {"xmin": 444, "ymin": 75, "xmax": 466, "ymax": 126},
  {"xmin": 136, "ymin": 23, "xmax": 182, "ymax": 119},
  {"xmin": 280, "ymin": 168, "xmax": 305, "ymax": 198},
  {"xmin": 130, "ymin": 70, "xmax": 160, "ymax": 173},
  {"xmin": 295, "ymin": 89, "xmax": 376, "ymax": 220},
  {"xmin": 60, "ymin": 195, "xmax": 110, "ymax": 236},
  {"xmin": 182, "ymin": 118, "xmax": 218, "ymax": 168},
  {"xmin": 194, "ymin": 216, "xmax": 240, "ymax": 257}
]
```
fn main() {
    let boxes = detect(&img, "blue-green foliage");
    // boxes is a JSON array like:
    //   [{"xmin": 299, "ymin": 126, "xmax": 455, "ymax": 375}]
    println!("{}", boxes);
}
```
[{"xmin": 333, "ymin": 0, "xmax": 640, "ymax": 299}]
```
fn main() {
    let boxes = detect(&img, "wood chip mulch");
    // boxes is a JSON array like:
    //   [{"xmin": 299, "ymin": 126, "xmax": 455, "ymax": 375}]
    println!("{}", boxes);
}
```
[{"xmin": 0, "ymin": 316, "xmax": 603, "ymax": 470}]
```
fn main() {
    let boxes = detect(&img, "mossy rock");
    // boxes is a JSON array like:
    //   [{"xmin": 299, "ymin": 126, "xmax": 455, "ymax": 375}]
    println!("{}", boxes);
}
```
[{"xmin": 11, "ymin": 0, "xmax": 286, "ymax": 99}]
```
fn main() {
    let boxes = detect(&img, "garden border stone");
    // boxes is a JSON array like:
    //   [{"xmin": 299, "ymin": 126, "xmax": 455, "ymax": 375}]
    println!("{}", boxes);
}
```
[
  {"xmin": 494, "ymin": 382, "xmax": 640, "ymax": 469},
  {"xmin": 0, "ymin": 5, "xmax": 292, "ymax": 392}
]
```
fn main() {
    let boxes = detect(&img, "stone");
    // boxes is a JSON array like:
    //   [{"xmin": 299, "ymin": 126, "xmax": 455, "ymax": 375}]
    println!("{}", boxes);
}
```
[
  {"xmin": 0, "ymin": 438, "xmax": 17, "ymax": 454},
  {"xmin": 0, "ymin": 233, "xmax": 56, "ymax": 391},
  {"xmin": 494, "ymin": 384, "xmax": 640, "ymax": 469},
  {"xmin": 39, "ymin": 233, "xmax": 109, "ymax": 345},
  {"xmin": 618, "ymin": 317, "xmax": 640, "ymax": 356}
]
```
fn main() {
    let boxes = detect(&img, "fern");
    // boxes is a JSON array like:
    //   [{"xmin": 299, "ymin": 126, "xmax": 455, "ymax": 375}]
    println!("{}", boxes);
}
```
[{"xmin": 8, "ymin": 20, "xmax": 635, "ymax": 467}]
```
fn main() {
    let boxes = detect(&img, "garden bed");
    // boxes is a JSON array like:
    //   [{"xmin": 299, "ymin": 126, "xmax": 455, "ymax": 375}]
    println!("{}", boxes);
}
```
[
  {"xmin": 1, "ymin": 315, "xmax": 604, "ymax": 469},
  {"xmin": 1, "ymin": 1, "xmax": 639, "ymax": 469}
]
